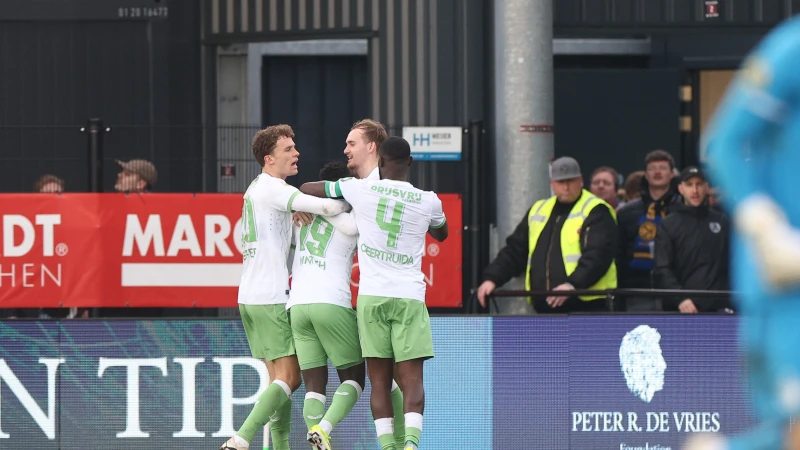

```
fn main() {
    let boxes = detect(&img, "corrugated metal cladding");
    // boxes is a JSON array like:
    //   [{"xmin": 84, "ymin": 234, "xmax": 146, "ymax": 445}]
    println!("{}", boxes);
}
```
[
  {"xmin": 554, "ymin": 0, "xmax": 800, "ymax": 27},
  {"xmin": 203, "ymin": 0, "xmax": 484, "ymax": 131}
]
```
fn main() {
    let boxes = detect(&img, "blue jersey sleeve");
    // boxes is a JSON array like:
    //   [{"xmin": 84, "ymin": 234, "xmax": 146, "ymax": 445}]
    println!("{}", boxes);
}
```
[{"xmin": 702, "ymin": 19, "xmax": 800, "ymax": 212}]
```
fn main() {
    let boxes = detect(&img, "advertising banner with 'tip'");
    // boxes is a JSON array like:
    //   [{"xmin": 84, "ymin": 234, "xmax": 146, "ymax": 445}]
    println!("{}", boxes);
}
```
[
  {"xmin": 0, "ymin": 193, "xmax": 463, "ymax": 308},
  {"xmin": 0, "ymin": 316, "xmax": 756, "ymax": 449}
]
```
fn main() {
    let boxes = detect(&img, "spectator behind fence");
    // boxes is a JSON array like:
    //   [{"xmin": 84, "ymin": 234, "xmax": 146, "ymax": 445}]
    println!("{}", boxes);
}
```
[
  {"xmin": 654, "ymin": 166, "xmax": 731, "ymax": 313},
  {"xmin": 34, "ymin": 174, "xmax": 64, "ymax": 193},
  {"xmin": 0, "ymin": 175, "xmax": 88, "ymax": 319},
  {"xmin": 115, "ymin": 159, "xmax": 157, "ymax": 192},
  {"xmin": 477, "ymin": 157, "xmax": 618, "ymax": 313},
  {"xmin": 590, "ymin": 166, "xmax": 621, "ymax": 209},
  {"xmin": 35, "ymin": 176, "xmax": 87, "ymax": 319},
  {"xmin": 616, "ymin": 150, "xmax": 682, "ymax": 311},
  {"xmin": 618, "ymin": 170, "xmax": 645, "ymax": 210},
  {"xmin": 106, "ymin": 159, "xmax": 163, "ymax": 318}
]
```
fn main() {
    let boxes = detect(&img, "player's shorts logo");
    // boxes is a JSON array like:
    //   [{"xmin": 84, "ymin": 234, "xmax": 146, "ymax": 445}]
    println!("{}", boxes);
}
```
[{"xmin": 619, "ymin": 325, "xmax": 667, "ymax": 403}]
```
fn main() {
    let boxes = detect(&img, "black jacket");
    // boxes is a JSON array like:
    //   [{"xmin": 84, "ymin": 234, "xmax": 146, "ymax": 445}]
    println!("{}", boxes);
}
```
[
  {"xmin": 482, "ymin": 191, "xmax": 617, "ymax": 313},
  {"xmin": 654, "ymin": 202, "xmax": 731, "ymax": 312},
  {"xmin": 616, "ymin": 177, "xmax": 682, "ymax": 290}
]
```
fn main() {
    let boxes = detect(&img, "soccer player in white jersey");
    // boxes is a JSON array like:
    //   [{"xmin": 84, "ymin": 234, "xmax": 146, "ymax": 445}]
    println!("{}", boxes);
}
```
[
  {"xmin": 344, "ymin": 119, "xmax": 411, "ymax": 448},
  {"xmin": 344, "ymin": 118, "xmax": 386, "ymax": 181},
  {"xmin": 293, "ymin": 118, "xmax": 407, "ymax": 448},
  {"xmin": 220, "ymin": 125, "xmax": 350, "ymax": 450},
  {"xmin": 300, "ymin": 136, "xmax": 449, "ymax": 450},
  {"xmin": 285, "ymin": 161, "xmax": 363, "ymax": 450}
]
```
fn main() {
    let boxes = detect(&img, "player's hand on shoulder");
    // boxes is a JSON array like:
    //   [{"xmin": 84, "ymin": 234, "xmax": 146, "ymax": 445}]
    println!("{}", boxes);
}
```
[{"xmin": 293, "ymin": 211, "xmax": 314, "ymax": 227}]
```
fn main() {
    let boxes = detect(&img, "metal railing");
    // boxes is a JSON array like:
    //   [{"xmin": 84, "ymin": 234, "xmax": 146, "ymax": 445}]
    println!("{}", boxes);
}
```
[{"xmin": 488, "ymin": 288, "xmax": 735, "ymax": 315}]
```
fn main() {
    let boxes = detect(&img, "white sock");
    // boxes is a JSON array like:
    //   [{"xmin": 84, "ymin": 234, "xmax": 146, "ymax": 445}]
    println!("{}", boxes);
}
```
[
  {"xmin": 405, "ymin": 412, "xmax": 423, "ymax": 431},
  {"xmin": 320, "ymin": 419, "xmax": 333, "ymax": 435},
  {"xmin": 374, "ymin": 417, "xmax": 394, "ymax": 437},
  {"xmin": 273, "ymin": 379, "xmax": 292, "ymax": 398},
  {"xmin": 233, "ymin": 434, "xmax": 250, "ymax": 447}
]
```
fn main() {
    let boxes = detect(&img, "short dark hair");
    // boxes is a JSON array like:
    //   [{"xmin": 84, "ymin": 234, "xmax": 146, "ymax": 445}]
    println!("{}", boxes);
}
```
[
  {"xmin": 623, "ymin": 170, "xmax": 645, "ymax": 201},
  {"xmin": 591, "ymin": 166, "xmax": 620, "ymax": 190},
  {"xmin": 252, "ymin": 124, "xmax": 295, "ymax": 167},
  {"xmin": 319, "ymin": 160, "xmax": 350, "ymax": 181},
  {"xmin": 33, "ymin": 174, "xmax": 64, "ymax": 192},
  {"xmin": 644, "ymin": 150, "xmax": 675, "ymax": 170},
  {"xmin": 379, "ymin": 136, "xmax": 411, "ymax": 162}
]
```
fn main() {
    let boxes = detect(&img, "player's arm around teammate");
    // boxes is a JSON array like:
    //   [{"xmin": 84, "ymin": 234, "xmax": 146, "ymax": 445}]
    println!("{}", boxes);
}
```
[{"xmin": 221, "ymin": 126, "xmax": 348, "ymax": 450}]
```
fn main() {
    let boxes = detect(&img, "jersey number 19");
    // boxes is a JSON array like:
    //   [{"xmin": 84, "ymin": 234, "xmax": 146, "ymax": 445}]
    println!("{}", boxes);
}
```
[{"xmin": 299, "ymin": 217, "xmax": 334, "ymax": 257}]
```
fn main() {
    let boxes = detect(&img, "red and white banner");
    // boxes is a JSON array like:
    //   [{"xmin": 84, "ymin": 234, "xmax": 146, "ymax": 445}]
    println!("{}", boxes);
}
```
[{"xmin": 0, "ymin": 193, "xmax": 463, "ymax": 308}]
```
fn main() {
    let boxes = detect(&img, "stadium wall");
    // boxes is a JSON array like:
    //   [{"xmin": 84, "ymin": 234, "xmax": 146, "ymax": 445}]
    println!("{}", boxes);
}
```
[{"xmin": 0, "ymin": 316, "xmax": 753, "ymax": 449}]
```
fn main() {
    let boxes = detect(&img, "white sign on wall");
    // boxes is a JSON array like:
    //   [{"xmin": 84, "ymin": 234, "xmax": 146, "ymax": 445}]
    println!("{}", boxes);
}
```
[{"xmin": 402, "ymin": 126, "xmax": 463, "ymax": 161}]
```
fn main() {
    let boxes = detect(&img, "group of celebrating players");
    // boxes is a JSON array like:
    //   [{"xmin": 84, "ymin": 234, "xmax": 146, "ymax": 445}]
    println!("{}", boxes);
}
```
[{"xmin": 219, "ymin": 119, "xmax": 448, "ymax": 450}]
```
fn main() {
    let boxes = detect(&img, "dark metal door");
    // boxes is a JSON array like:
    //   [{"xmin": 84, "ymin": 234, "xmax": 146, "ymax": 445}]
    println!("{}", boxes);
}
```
[
  {"xmin": 554, "ymin": 69, "xmax": 682, "ymax": 181},
  {"xmin": 261, "ymin": 55, "xmax": 368, "ymax": 186}
]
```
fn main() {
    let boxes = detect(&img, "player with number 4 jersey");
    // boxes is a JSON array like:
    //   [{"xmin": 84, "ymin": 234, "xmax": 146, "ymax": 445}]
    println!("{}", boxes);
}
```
[{"xmin": 300, "ymin": 136, "xmax": 448, "ymax": 450}]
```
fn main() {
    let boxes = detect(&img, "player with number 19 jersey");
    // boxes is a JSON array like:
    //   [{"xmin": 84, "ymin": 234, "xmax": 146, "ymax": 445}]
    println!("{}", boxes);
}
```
[
  {"xmin": 325, "ymin": 177, "xmax": 446, "ymax": 302},
  {"xmin": 287, "ymin": 214, "xmax": 357, "ymax": 309}
]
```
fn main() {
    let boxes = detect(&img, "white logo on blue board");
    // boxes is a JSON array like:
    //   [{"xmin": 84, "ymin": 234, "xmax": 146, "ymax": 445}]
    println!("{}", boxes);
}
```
[{"xmin": 619, "ymin": 325, "xmax": 667, "ymax": 403}]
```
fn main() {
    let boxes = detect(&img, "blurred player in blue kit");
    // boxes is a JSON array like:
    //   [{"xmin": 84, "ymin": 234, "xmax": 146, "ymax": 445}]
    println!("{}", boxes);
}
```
[{"xmin": 685, "ymin": 15, "xmax": 800, "ymax": 450}]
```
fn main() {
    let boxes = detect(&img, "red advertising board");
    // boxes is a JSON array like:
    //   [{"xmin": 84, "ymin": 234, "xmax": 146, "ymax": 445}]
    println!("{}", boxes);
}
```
[{"xmin": 0, "ymin": 193, "xmax": 462, "ymax": 308}]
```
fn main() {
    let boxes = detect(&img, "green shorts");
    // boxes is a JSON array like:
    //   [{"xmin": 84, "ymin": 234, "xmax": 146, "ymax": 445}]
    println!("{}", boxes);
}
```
[
  {"xmin": 239, "ymin": 304, "xmax": 296, "ymax": 361},
  {"xmin": 356, "ymin": 295, "xmax": 434, "ymax": 362},
  {"xmin": 288, "ymin": 303, "xmax": 363, "ymax": 371}
]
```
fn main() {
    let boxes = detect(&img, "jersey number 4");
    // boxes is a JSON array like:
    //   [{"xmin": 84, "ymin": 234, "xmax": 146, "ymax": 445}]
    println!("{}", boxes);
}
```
[
  {"xmin": 299, "ymin": 217, "xmax": 334, "ymax": 257},
  {"xmin": 376, "ymin": 198, "xmax": 405, "ymax": 249}
]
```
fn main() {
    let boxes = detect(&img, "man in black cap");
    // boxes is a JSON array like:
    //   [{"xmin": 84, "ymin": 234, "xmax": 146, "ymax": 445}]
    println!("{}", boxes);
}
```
[
  {"xmin": 654, "ymin": 166, "xmax": 731, "ymax": 313},
  {"xmin": 476, "ymin": 156, "xmax": 618, "ymax": 313}
]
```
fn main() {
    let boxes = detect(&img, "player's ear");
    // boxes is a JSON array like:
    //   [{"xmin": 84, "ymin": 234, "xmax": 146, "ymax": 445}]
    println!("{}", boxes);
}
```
[{"xmin": 408, "ymin": 156, "xmax": 413, "ymax": 166}]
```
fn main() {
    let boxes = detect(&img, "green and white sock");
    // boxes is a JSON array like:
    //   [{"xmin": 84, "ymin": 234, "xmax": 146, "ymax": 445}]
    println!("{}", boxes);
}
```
[
  {"xmin": 237, "ymin": 380, "xmax": 292, "ymax": 444},
  {"xmin": 390, "ymin": 381, "xmax": 406, "ymax": 448},
  {"xmin": 270, "ymin": 396, "xmax": 292, "ymax": 450},
  {"xmin": 375, "ymin": 417, "xmax": 396, "ymax": 450},
  {"xmin": 320, "ymin": 380, "xmax": 362, "ymax": 434},
  {"xmin": 404, "ymin": 412, "xmax": 423, "ymax": 449},
  {"xmin": 303, "ymin": 392, "xmax": 326, "ymax": 430}
]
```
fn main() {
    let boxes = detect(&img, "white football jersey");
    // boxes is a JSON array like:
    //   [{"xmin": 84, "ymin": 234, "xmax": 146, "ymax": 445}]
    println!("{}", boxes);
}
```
[
  {"xmin": 325, "ymin": 177, "xmax": 446, "ymax": 302},
  {"xmin": 237, "ymin": 174, "xmax": 300, "ymax": 305},
  {"xmin": 366, "ymin": 166, "xmax": 380, "ymax": 180},
  {"xmin": 287, "ymin": 214, "xmax": 358, "ymax": 309}
]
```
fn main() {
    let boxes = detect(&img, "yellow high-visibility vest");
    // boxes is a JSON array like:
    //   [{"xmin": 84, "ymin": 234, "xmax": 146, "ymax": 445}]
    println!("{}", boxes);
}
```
[{"xmin": 524, "ymin": 190, "xmax": 617, "ymax": 301}]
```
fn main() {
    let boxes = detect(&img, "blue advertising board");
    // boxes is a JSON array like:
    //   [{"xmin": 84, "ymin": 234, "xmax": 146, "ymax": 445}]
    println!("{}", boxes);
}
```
[
  {"xmin": 492, "ymin": 316, "xmax": 754, "ymax": 449},
  {"xmin": 0, "ymin": 316, "xmax": 754, "ymax": 449}
]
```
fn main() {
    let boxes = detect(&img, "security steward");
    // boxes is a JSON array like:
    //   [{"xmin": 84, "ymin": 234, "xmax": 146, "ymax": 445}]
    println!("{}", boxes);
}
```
[{"xmin": 476, "ymin": 157, "xmax": 618, "ymax": 313}]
